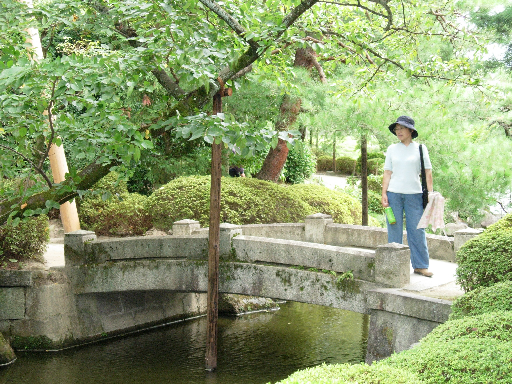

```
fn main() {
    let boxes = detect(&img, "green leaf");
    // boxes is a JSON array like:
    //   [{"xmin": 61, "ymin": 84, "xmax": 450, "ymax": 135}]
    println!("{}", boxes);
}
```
[
  {"xmin": 189, "ymin": 129, "xmax": 204, "ymax": 141},
  {"xmin": 44, "ymin": 200, "xmax": 60, "ymax": 209}
]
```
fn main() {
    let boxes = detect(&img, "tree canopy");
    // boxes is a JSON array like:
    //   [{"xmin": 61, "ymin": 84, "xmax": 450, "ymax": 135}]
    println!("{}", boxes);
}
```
[{"xmin": 0, "ymin": 0, "xmax": 486, "ymax": 225}]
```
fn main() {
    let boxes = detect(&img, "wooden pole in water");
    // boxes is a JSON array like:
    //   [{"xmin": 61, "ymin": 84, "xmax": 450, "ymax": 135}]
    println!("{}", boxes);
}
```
[
  {"xmin": 205, "ymin": 80, "xmax": 231, "ymax": 371},
  {"xmin": 361, "ymin": 135, "xmax": 368, "ymax": 226}
]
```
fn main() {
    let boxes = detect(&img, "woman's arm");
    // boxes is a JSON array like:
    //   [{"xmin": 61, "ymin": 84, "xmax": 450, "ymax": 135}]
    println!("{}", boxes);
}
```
[
  {"xmin": 381, "ymin": 170, "xmax": 392, "ymax": 207},
  {"xmin": 426, "ymin": 169, "xmax": 433, "ymax": 192}
]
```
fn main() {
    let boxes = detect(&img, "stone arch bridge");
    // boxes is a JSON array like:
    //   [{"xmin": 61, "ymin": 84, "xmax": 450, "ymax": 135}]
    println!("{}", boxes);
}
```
[{"xmin": 1, "ymin": 214, "xmax": 481, "ymax": 362}]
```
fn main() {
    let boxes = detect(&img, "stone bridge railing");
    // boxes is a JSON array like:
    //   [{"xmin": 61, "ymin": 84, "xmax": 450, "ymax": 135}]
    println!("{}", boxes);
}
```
[
  {"xmin": 65, "ymin": 214, "xmax": 426, "ymax": 290},
  {"xmin": 64, "ymin": 213, "xmax": 479, "ymax": 290}
]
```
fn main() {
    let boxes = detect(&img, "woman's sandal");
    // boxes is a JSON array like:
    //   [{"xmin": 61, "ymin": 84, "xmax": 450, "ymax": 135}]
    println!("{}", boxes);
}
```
[{"xmin": 414, "ymin": 268, "xmax": 433, "ymax": 277}]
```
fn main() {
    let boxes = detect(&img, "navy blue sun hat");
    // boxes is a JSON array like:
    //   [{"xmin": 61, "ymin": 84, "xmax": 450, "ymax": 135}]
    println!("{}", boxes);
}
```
[{"xmin": 388, "ymin": 115, "xmax": 418, "ymax": 139}]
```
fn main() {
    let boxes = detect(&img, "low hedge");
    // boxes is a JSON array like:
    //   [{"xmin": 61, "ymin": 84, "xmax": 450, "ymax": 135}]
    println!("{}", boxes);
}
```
[
  {"xmin": 317, "ymin": 156, "xmax": 358, "ymax": 174},
  {"xmin": 382, "ymin": 337, "xmax": 512, "ymax": 383},
  {"xmin": 78, "ymin": 172, "xmax": 151, "ymax": 236},
  {"xmin": 317, "ymin": 155, "xmax": 334, "ymax": 172},
  {"xmin": 380, "ymin": 311, "xmax": 512, "ymax": 383},
  {"xmin": 356, "ymin": 152, "xmax": 385, "ymax": 174},
  {"xmin": 487, "ymin": 212, "xmax": 512, "ymax": 231},
  {"xmin": 456, "ymin": 213, "xmax": 512, "ymax": 291},
  {"xmin": 79, "ymin": 174, "xmax": 372, "ymax": 235},
  {"xmin": 0, "ymin": 215, "xmax": 49, "ymax": 263},
  {"xmin": 147, "ymin": 176, "xmax": 314, "ymax": 229},
  {"xmin": 80, "ymin": 193, "xmax": 152, "ymax": 237},
  {"xmin": 450, "ymin": 281, "xmax": 512, "ymax": 320},
  {"xmin": 275, "ymin": 362, "xmax": 423, "ymax": 384},
  {"xmin": 277, "ymin": 311, "xmax": 512, "ymax": 383},
  {"xmin": 423, "ymin": 310, "xmax": 512, "ymax": 343},
  {"xmin": 288, "ymin": 184, "xmax": 362, "ymax": 225},
  {"xmin": 335, "ymin": 156, "xmax": 356, "ymax": 175}
]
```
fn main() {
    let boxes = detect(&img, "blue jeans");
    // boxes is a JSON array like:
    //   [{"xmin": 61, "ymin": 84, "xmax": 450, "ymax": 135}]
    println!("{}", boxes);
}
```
[{"xmin": 386, "ymin": 192, "xmax": 430, "ymax": 269}]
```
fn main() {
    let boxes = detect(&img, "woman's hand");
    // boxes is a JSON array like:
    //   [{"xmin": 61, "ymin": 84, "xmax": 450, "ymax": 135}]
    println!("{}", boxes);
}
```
[
  {"xmin": 382, "ymin": 170, "xmax": 392, "ymax": 207},
  {"xmin": 382, "ymin": 194, "xmax": 389, "ymax": 208}
]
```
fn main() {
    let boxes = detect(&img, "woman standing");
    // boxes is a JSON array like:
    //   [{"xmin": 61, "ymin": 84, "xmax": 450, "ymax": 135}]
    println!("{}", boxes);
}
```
[{"xmin": 381, "ymin": 116, "xmax": 434, "ymax": 277}]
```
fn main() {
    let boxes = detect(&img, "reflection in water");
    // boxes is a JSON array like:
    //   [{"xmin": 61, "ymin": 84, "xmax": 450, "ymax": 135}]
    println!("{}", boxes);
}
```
[{"xmin": 0, "ymin": 302, "xmax": 368, "ymax": 384}]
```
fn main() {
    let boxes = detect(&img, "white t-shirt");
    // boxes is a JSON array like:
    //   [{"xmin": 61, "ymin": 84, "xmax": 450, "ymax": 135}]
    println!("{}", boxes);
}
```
[{"xmin": 384, "ymin": 142, "xmax": 432, "ymax": 194}]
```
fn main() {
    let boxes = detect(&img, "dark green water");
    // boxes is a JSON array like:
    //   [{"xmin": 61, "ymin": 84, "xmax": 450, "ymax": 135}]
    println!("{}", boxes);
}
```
[{"xmin": 0, "ymin": 302, "xmax": 369, "ymax": 384}]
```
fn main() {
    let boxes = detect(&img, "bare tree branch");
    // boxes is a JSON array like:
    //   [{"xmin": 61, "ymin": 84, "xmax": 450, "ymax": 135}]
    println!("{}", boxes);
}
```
[
  {"xmin": 218, "ymin": 0, "xmax": 320, "ymax": 83},
  {"xmin": 38, "ymin": 79, "xmax": 58, "ymax": 171},
  {"xmin": 0, "ymin": 160, "xmax": 114, "ymax": 225},
  {"xmin": 319, "ymin": 0, "xmax": 393, "ymax": 30},
  {"xmin": 232, "ymin": 64, "xmax": 253, "ymax": 79},
  {"xmin": 198, "ymin": 0, "xmax": 259, "ymax": 49},
  {"xmin": 354, "ymin": 62, "xmax": 384, "ymax": 93},
  {"xmin": 0, "ymin": 143, "xmax": 53, "ymax": 187},
  {"xmin": 114, "ymin": 20, "xmax": 187, "ymax": 99}
]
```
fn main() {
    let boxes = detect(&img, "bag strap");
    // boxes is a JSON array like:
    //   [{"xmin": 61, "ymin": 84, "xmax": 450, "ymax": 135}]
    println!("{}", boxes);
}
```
[{"xmin": 419, "ymin": 144, "xmax": 427, "ymax": 192}]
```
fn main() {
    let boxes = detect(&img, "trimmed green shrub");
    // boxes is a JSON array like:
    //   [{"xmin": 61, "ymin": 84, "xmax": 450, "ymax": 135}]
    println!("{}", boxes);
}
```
[
  {"xmin": 77, "ymin": 172, "xmax": 128, "ymax": 218},
  {"xmin": 78, "ymin": 172, "xmax": 152, "ymax": 236},
  {"xmin": 456, "ymin": 222, "xmax": 512, "ymax": 292},
  {"xmin": 381, "ymin": 311, "xmax": 512, "ymax": 383},
  {"xmin": 284, "ymin": 143, "xmax": 317, "ymax": 184},
  {"xmin": 382, "ymin": 337, "xmax": 512, "ymax": 383},
  {"xmin": 288, "ymin": 184, "xmax": 362, "ymax": 225},
  {"xmin": 275, "ymin": 362, "xmax": 423, "ymax": 384},
  {"xmin": 147, "ymin": 176, "xmax": 314, "ymax": 229},
  {"xmin": 0, "ymin": 215, "xmax": 49, "ymax": 264},
  {"xmin": 335, "ymin": 156, "xmax": 356, "ymax": 175},
  {"xmin": 356, "ymin": 152, "xmax": 385, "ymax": 174},
  {"xmin": 450, "ymin": 281, "xmax": 512, "ymax": 320},
  {"xmin": 316, "ymin": 155, "xmax": 334, "ymax": 172},
  {"xmin": 88, "ymin": 171, "xmax": 128, "ymax": 197},
  {"xmin": 425, "ymin": 311, "xmax": 512, "ymax": 343},
  {"xmin": 80, "ymin": 193, "xmax": 152, "ymax": 237}
]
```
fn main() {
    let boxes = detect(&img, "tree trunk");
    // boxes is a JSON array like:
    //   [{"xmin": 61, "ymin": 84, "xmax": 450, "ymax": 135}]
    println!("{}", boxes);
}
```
[
  {"xmin": 361, "ymin": 136, "xmax": 368, "ymax": 226},
  {"xmin": 254, "ymin": 95, "xmax": 301, "ymax": 181},
  {"xmin": 333, "ymin": 133, "xmax": 337, "ymax": 172},
  {"xmin": 255, "ymin": 45, "xmax": 328, "ymax": 182},
  {"xmin": 294, "ymin": 47, "xmax": 327, "ymax": 84}
]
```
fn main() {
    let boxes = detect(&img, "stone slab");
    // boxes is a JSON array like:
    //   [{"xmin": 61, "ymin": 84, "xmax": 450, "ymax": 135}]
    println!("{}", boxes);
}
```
[
  {"xmin": 233, "ymin": 235, "xmax": 375, "ymax": 280},
  {"xmin": 0, "ymin": 288, "xmax": 25, "ymax": 320},
  {"xmin": 366, "ymin": 288, "xmax": 452, "ymax": 323},
  {"xmin": 0, "ymin": 271, "xmax": 32, "ymax": 287}
]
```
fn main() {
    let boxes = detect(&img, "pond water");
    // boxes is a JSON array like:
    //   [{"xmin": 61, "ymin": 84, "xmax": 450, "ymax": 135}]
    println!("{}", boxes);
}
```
[{"xmin": 0, "ymin": 302, "xmax": 369, "ymax": 384}]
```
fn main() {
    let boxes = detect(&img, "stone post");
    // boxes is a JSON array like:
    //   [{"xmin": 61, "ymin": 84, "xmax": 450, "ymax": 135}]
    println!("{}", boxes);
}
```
[
  {"xmin": 374, "ymin": 243, "xmax": 410, "ymax": 287},
  {"xmin": 172, "ymin": 219, "xmax": 201, "ymax": 236},
  {"xmin": 454, "ymin": 228, "xmax": 484, "ymax": 252},
  {"xmin": 64, "ymin": 230, "xmax": 97, "ymax": 267},
  {"xmin": 305, "ymin": 213, "xmax": 333, "ymax": 244},
  {"xmin": 220, "ymin": 223, "xmax": 242, "ymax": 258}
]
